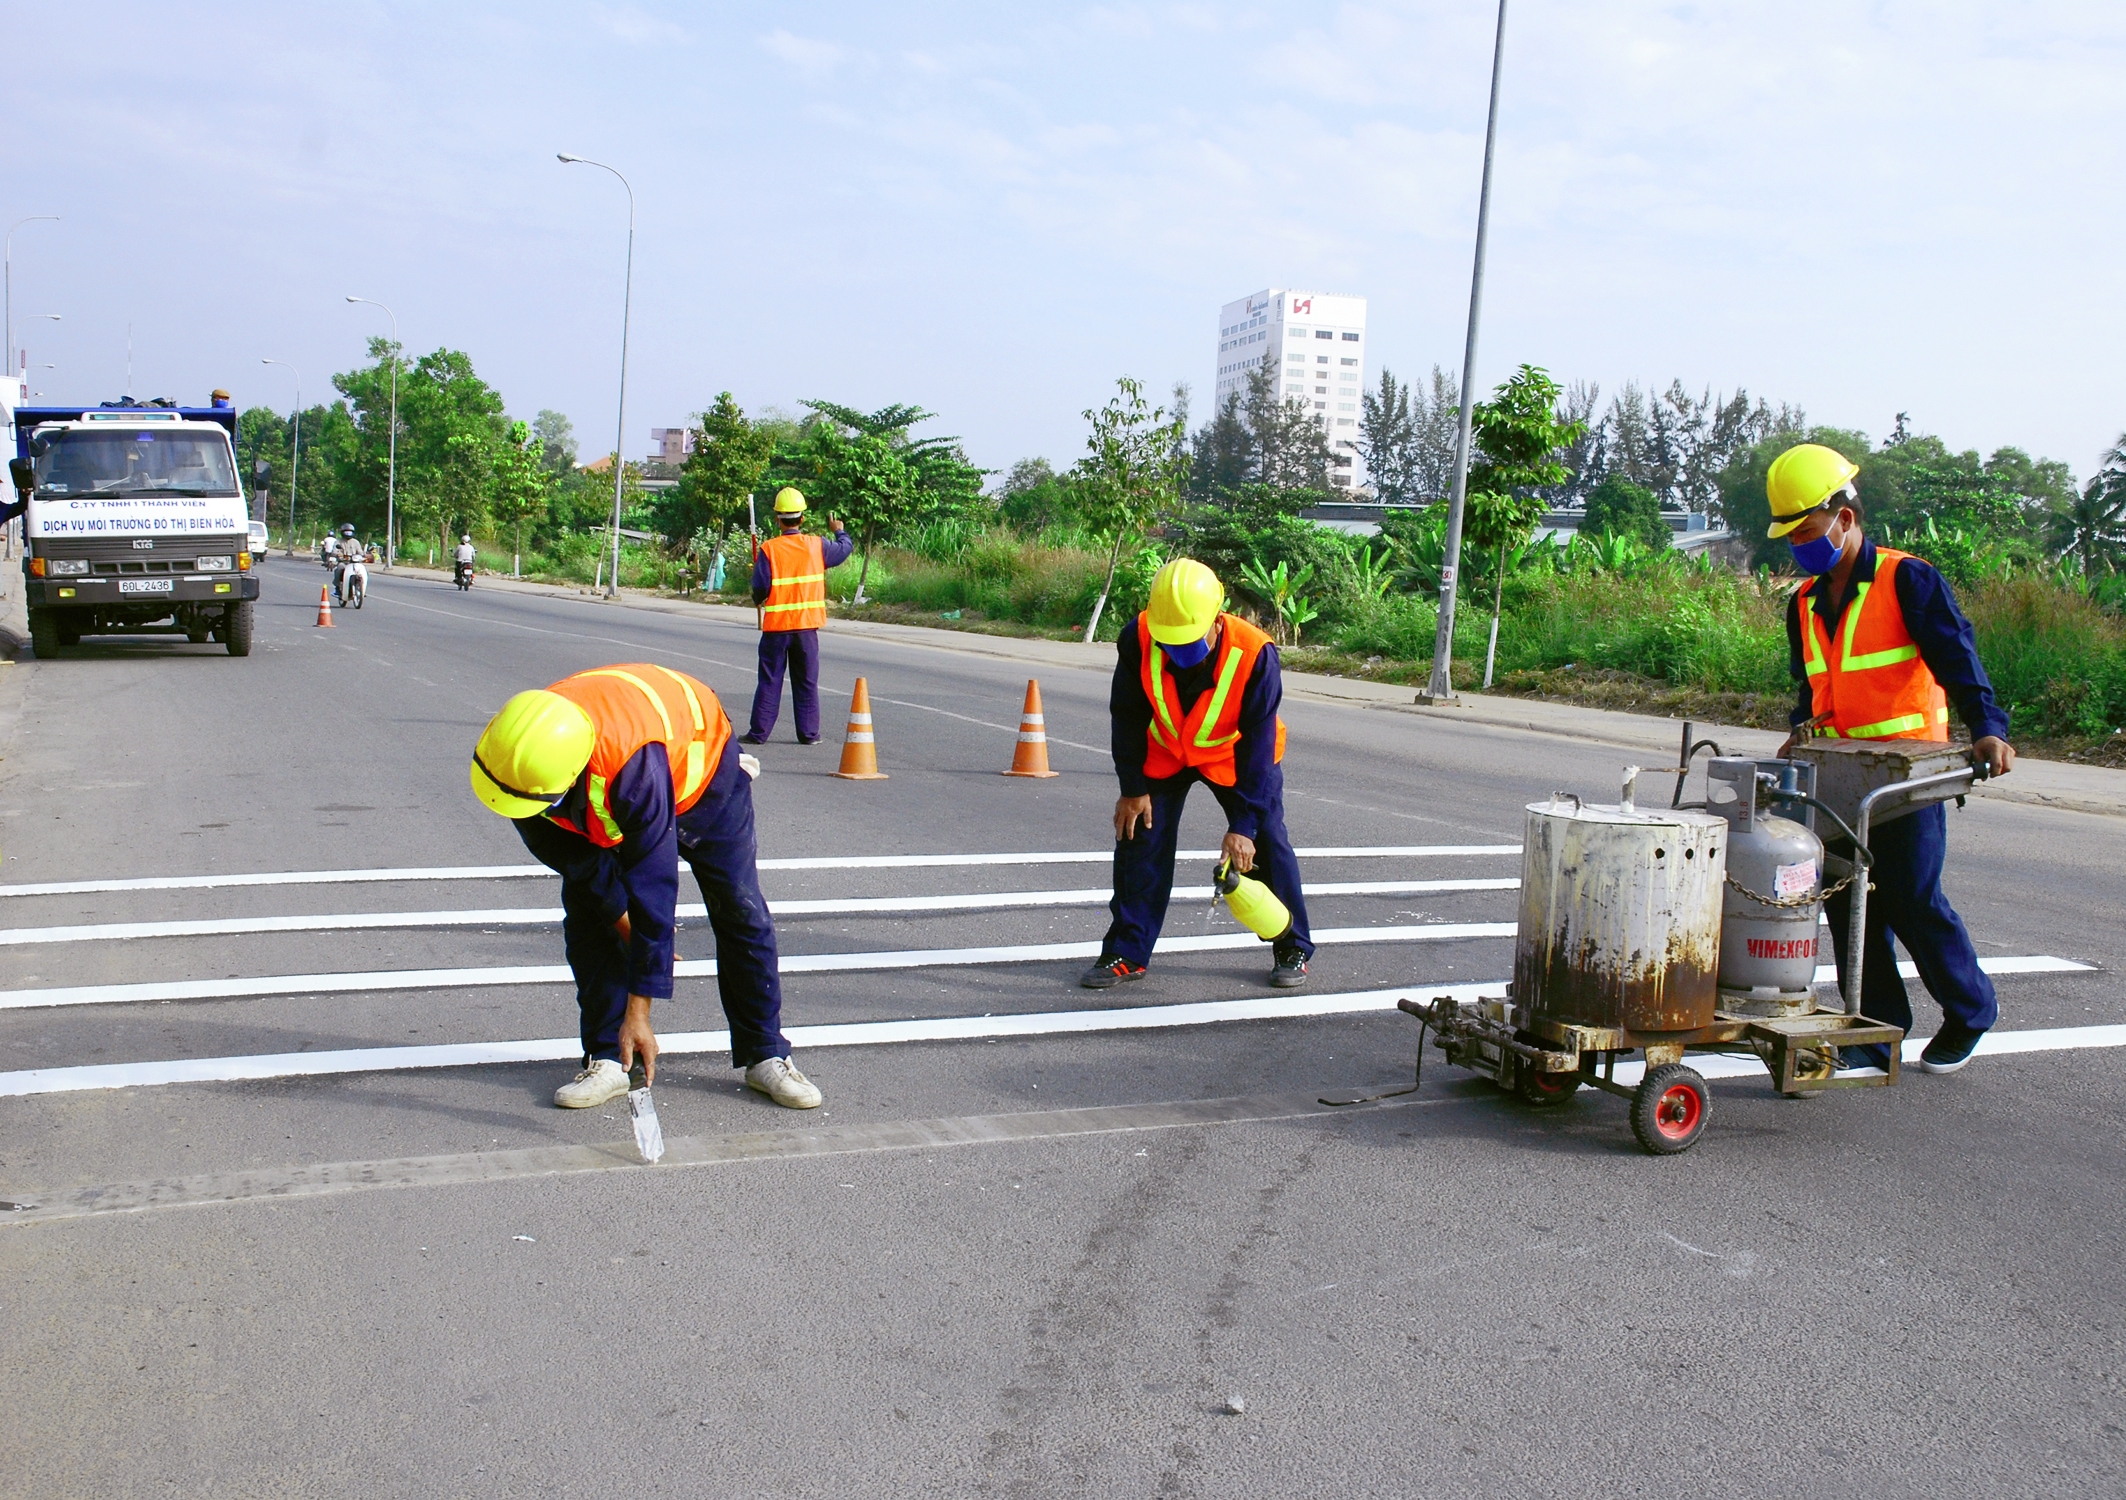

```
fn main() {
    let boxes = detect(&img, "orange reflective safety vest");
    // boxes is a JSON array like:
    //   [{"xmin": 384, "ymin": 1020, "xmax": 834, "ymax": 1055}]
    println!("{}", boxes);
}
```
[
  {"xmin": 759, "ymin": 532, "xmax": 827, "ymax": 632},
  {"xmin": 1138, "ymin": 611, "xmax": 1287, "ymax": 786},
  {"xmin": 544, "ymin": 664, "xmax": 732, "ymax": 847},
  {"xmin": 1798, "ymin": 548, "xmax": 1950, "ymax": 742}
]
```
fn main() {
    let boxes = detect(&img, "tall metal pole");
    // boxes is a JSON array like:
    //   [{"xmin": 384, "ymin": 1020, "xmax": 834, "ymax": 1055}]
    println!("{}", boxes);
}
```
[
  {"xmin": 346, "ymin": 298, "xmax": 399, "ymax": 568},
  {"xmin": 263, "ymin": 359, "xmax": 301, "ymax": 551},
  {"xmin": 5, "ymin": 215, "xmax": 59, "ymax": 378},
  {"xmin": 1420, "ymin": 0, "xmax": 1510, "ymax": 707},
  {"xmin": 559, "ymin": 154, "xmax": 635, "ymax": 600}
]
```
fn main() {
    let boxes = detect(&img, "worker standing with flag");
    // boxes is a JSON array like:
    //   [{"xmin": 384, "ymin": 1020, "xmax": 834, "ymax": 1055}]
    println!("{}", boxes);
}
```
[
  {"xmin": 742, "ymin": 487, "xmax": 853, "ymax": 746},
  {"xmin": 1767, "ymin": 442, "xmax": 2016, "ymax": 1077},
  {"xmin": 1085, "ymin": 557, "xmax": 1314, "ymax": 991},
  {"xmin": 469, "ymin": 662, "xmax": 823, "ymax": 1111}
]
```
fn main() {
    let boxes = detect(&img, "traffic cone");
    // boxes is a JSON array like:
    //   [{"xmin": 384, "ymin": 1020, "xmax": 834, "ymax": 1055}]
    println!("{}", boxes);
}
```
[
  {"xmin": 315, "ymin": 585, "xmax": 335, "ymax": 628},
  {"xmin": 832, "ymin": 677, "xmax": 888, "ymax": 780},
  {"xmin": 1002, "ymin": 679, "xmax": 1060, "ymax": 778}
]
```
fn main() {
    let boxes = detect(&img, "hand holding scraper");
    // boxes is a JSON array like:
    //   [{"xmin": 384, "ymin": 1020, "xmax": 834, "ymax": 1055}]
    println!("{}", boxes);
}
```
[{"xmin": 618, "ymin": 988, "xmax": 664, "ymax": 1164}]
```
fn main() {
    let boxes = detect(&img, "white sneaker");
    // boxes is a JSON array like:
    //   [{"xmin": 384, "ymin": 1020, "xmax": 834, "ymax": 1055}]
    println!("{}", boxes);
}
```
[
  {"xmin": 554, "ymin": 1058, "xmax": 629, "ymax": 1109},
  {"xmin": 745, "ymin": 1056, "xmax": 823, "ymax": 1109}
]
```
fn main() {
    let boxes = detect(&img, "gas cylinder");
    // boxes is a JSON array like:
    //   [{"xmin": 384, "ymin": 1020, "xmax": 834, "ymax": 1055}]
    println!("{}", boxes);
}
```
[
  {"xmin": 1213, "ymin": 860, "xmax": 1294, "ymax": 942},
  {"xmin": 1705, "ymin": 756, "xmax": 1825, "ymax": 1016}
]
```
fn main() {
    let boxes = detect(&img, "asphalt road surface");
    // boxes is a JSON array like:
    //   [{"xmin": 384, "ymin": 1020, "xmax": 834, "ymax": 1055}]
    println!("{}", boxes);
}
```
[{"xmin": 2, "ymin": 557, "xmax": 2121, "ymax": 1498}]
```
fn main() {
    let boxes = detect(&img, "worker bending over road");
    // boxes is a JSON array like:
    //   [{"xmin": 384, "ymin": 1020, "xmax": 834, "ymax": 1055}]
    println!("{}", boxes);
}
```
[
  {"xmin": 743, "ymin": 487, "xmax": 853, "ymax": 746},
  {"xmin": 1086, "ymin": 558, "xmax": 1314, "ymax": 991},
  {"xmin": 470, "ymin": 662, "xmax": 822, "ymax": 1110},
  {"xmin": 1768, "ymin": 442, "xmax": 2015, "ymax": 1076}
]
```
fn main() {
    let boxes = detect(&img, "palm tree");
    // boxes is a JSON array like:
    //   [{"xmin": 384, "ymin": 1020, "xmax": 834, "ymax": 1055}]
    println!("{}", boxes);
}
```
[{"xmin": 2052, "ymin": 432, "xmax": 2126, "ymax": 571}]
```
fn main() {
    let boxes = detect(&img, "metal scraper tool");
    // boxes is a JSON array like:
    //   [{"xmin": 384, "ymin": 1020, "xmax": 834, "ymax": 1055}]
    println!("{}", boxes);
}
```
[{"xmin": 627, "ymin": 1060, "xmax": 665, "ymax": 1164}]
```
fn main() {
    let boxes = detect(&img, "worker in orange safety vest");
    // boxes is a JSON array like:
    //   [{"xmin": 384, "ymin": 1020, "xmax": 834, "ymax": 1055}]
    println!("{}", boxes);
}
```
[
  {"xmin": 741, "ymin": 487, "xmax": 853, "ymax": 745},
  {"xmin": 1768, "ymin": 442, "xmax": 2016, "ymax": 1077},
  {"xmin": 1085, "ymin": 558, "xmax": 1311, "ymax": 993},
  {"xmin": 470, "ymin": 662, "xmax": 823, "ymax": 1111}
]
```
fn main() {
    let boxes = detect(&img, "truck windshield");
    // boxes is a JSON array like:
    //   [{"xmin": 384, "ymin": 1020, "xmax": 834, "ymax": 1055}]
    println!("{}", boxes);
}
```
[{"xmin": 33, "ymin": 430, "xmax": 239, "ymax": 496}]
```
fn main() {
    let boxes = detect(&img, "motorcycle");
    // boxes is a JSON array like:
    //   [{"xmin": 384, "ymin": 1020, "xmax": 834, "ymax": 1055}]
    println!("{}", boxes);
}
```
[
  {"xmin": 335, "ymin": 551, "xmax": 368, "ymax": 610},
  {"xmin": 454, "ymin": 558, "xmax": 475, "ymax": 591}
]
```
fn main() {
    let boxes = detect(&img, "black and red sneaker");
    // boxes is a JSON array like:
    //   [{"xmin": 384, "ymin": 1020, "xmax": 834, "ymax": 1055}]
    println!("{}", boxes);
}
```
[{"xmin": 1079, "ymin": 956, "xmax": 1147, "ymax": 990}]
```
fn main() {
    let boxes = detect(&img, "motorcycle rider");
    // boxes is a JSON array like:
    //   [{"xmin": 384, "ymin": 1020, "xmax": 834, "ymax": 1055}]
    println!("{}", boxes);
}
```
[
  {"xmin": 454, "ymin": 534, "xmax": 477, "ymax": 585},
  {"xmin": 333, "ymin": 524, "xmax": 365, "ymax": 603}
]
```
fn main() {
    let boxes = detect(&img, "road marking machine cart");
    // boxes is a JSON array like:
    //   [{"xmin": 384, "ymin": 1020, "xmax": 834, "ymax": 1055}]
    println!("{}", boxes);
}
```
[{"xmin": 1400, "ymin": 728, "xmax": 1987, "ymax": 1154}]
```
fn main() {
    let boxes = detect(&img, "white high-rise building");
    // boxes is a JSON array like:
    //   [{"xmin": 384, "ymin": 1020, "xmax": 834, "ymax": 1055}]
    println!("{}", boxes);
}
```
[{"xmin": 1212, "ymin": 288, "xmax": 1368, "ymax": 491}]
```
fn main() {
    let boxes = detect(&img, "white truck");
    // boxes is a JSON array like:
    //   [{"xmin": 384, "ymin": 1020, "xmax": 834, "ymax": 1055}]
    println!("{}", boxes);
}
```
[{"xmin": 8, "ymin": 403, "xmax": 261, "ymax": 657}]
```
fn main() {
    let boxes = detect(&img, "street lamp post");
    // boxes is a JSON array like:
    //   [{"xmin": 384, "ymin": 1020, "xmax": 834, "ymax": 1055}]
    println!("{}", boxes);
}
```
[
  {"xmin": 345, "ymin": 297, "xmax": 399, "ymax": 568},
  {"xmin": 5, "ymin": 215, "xmax": 60, "ymax": 379},
  {"xmin": 1420, "ymin": 0, "xmax": 1510, "ymax": 707},
  {"xmin": 558, "ymin": 152, "xmax": 635, "ymax": 600},
  {"xmin": 262, "ymin": 358, "xmax": 302, "ymax": 552}
]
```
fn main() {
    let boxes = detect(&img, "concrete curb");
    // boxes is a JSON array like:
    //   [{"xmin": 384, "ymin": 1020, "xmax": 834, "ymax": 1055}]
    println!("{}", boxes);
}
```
[{"xmin": 367, "ymin": 558, "xmax": 2126, "ymax": 821}]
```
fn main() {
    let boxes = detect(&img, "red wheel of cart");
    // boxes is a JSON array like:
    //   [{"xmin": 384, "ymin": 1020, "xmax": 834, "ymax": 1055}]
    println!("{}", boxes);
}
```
[
  {"xmin": 1631, "ymin": 1064, "xmax": 1710, "ymax": 1155},
  {"xmin": 1512, "ymin": 1033, "xmax": 1582, "ymax": 1108}
]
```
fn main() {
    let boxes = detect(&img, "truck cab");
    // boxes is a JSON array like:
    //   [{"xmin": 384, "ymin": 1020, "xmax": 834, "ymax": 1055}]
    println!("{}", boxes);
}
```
[{"xmin": 10, "ymin": 404, "xmax": 262, "ymax": 657}]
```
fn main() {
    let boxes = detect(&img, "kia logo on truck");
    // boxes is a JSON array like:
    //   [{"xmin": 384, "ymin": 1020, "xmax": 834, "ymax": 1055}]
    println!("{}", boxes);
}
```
[{"xmin": 133, "ymin": 539, "xmax": 154, "ymax": 549}]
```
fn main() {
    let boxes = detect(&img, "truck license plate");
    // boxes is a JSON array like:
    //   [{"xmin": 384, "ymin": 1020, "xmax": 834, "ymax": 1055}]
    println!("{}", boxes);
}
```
[{"xmin": 118, "ymin": 578, "xmax": 175, "ymax": 594}]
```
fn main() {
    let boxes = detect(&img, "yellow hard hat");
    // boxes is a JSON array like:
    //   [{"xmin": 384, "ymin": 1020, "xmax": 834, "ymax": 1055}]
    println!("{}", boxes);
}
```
[
  {"xmin": 469, "ymin": 690, "xmax": 596, "ymax": 818},
  {"xmin": 1765, "ymin": 443, "xmax": 1860, "ymax": 538},
  {"xmin": 1146, "ymin": 558, "xmax": 1225, "ymax": 645},
  {"xmin": 772, "ymin": 487, "xmax": 806, "ymax": 516}
]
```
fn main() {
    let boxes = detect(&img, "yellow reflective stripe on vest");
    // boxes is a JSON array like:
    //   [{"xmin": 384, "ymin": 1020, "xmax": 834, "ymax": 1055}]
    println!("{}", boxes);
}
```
[
  {"xmin": 1829, "ymin": 705, "xmax": 1950, "ymax": 740},
  {"xmin": 761, "ymin": 597, "xmax": 826, "ymax": 614},
  {"xmin": 652, "ymin": 665, "xmax": 711, "ymax": 802},
  {"xmin": 584, "ymin": 773, "xmax": 624, "ymax": 843},
  {"xmin": 768, "ymin": 573, "xmax": 826, "ymax": 587},
  {"xmin": 1837, "ymin": 581, "xmax": 1920, "ymax": 672},
  {"xmin": 1802, "ymin": 598, "xmax": 1828, "ymax": 678},
  {"xmin": 1193, "ymin": 643, "xmax": 1246, "ymax": 751},
  {"xmin": 579, "ymin": 668, "xmax": 674, "ymax": 742},
  {"xmin": 1146, "ymin": 644, "xmax": 1181, "ymax": 747}
]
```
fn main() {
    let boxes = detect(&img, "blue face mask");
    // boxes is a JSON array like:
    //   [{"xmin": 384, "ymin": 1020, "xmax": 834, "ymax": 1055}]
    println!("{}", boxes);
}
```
[
  {"xmin": 1161, "ymin": 635, "xmax": 1213, "ymax": 668},
  {"xmin": 1788, "ymin": 527, "xmax": 1844, "ymax": 576}
]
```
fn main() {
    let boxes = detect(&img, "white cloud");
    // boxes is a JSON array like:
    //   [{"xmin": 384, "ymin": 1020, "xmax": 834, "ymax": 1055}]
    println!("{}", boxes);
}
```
[{"xmin": 759, "ymin": 29, "xmax": 849, "ymax": 77}]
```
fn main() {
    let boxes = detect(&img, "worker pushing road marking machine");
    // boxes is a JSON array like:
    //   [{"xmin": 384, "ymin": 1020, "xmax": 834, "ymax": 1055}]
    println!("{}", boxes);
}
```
[{"xmin": 1401, "ymin": 722, "xmax": 1989, "ymax": 1154}]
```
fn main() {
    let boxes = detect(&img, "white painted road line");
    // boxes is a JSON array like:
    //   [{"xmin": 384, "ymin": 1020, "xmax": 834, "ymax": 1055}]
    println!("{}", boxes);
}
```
[
  {"xmin": 0, "ymin": 878, "xmax": 1522, "ymax": 947},
  {"xmin": 0, "ymin": 923, "xmax": 1522, "ymax": 1011},
  {"xmin": 0, "ymin": 985, "xmax": 1500, "ymax": 1096},
  {"xmin": 0, "ymin": 845, "xmax": 1521, "ymax": 899},
  {"xmin": 2, "ymin": 986, "xmax": 2118, "ymax": 1101}
]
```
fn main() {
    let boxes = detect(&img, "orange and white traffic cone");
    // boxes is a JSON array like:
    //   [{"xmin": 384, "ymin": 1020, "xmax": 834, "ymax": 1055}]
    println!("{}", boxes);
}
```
[
  {"xmin": 832, "ymin": 676, "xmax": 888, "ymax": 780},
  {"xmin": 315, "ymin": 585, "xmax": 335, "ymax": 628},
  {"xmin": 1002, "ymin": 679, "xmax": 1060, "ymax": 778}
]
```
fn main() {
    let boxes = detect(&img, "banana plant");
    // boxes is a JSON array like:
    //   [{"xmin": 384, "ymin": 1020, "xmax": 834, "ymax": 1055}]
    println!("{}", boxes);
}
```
[{"xmin": 1237, "ymin": 557, "xmax": 1319, "ymax": 646}]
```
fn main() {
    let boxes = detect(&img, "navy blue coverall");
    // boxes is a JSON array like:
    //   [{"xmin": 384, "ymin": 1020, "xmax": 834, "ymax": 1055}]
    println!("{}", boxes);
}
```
[
  {"xmin": 514, "ymin": 738, "xmax": 788, "ymax": 1069},
  {"xmin": 1101, "ymin": 616, "xmax": 1313, "ymax": 968},
  {"xmin": 748, "ymin": 528, "xmax": 856, "ymax": 742},
  {"xmin": 1787, "ymin": 537, "xmax": 2008, "ymax": 1037}
]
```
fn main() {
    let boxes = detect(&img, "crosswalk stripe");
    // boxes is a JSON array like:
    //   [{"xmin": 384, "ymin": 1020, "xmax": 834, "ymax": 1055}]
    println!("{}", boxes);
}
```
[
  {"xmin": 0, "ymin": 923, "xmax": 1522, "ymax": 1011},
  {"xmin": 0, "ymin": 976, "xmax": 2112, "ymax": 1100},
  {"xmin": 0, "ymin": 845, "xmax": 1521, "ymax": 899},
  {"xmin": 0, "ymin": 879, "xmax": 1522, "ymax": 947}
]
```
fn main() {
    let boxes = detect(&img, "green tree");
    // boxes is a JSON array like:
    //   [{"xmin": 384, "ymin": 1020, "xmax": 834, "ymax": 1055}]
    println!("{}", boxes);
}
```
[
  {"xmin": 1458, "ymin": 364, "xmax": 1585, "ymax": 686},
  {"xmin": 1580, "ymin": 474, "xmax": 1670, "ymax": 551},
  {"xmin": 657, "ymin": 392, "xmax": 773, "ymax": 545},
  {"xmin": 533, "ymin": 409, "xmax": 578, "ymax": 474},
  {"xmin": 2052, "ymin": 434, "xmax": 2126, "ymax": 572},
  {"xmin": 489, "ymin": 420, "xmax": 550, "ymax": 572},
  {"xmin": 996, "ymin": 457, "xmax": 1080, "ymax": 532},
  {"xmin": 1073, "ymin": 376, "xmax": 1190, "ymax": 639}
]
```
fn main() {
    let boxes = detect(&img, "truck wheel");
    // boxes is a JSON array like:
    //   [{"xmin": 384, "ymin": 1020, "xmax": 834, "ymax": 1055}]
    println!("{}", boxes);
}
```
[
  {"xmin": 1631, "ymin": 1064, "xmax": 1711, "ymax": 1155},
  {"xmin": 223, "ymin": 601, "xmax": 255, "ymax": 657},
  {"xmin": 28, "ymin": 609, "xmax": 61, "ymax": 659},
  {"xmin": 57, "ymin": 619, "xmax": 82, "ymax": 646}
]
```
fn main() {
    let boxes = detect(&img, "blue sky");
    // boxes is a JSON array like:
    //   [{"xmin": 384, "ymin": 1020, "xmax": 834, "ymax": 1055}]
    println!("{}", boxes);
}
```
[{"xmin": 6, "ymin": 2, "xmax": 2122, "ymax": 480}]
